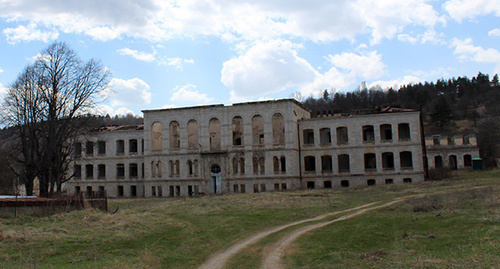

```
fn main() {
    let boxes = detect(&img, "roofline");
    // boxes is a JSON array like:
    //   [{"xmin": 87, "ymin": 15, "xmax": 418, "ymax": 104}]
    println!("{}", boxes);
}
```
[{"xmin": 141, "ymin": 98, "xmax": 309, "ymax": 113}]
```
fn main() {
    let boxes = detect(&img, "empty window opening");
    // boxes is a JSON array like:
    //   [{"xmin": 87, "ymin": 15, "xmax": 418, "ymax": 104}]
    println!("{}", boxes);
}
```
[
  {"xmin": 74, "ymin": 165, "xmax": 82, "ymax": 178},
  {"xmin": 362, "ymin": 125, "xmax": 375, "ymax": 143},
  {"xmin": 169, "ymin": 121, "xmax": 180, "ymax": 149},
  {"xmin": 380, "ymin": 124, "xmax": 392, "ymax": 141},
  {"xmin": 116, "ymin": 163, "xmax": 125, "ymax": 178},
  {"xmin": 129, "ymin": 163, "xmax": 138, "ymax": 178},
  {"xmin": 464, "ymin": 154, "xmax": 472, "ymax": 167},
  {"xmin": 233, "ymin": 157, "xmax": 239, "ymax": 174},
  {"xmin": 141, "ymin": 139, "xmax": 144, "ymax": 153},
  {"xmin": 98, "ymin": 164, "xmax": 106, "ymax": 178},
  {"xmin": 433, "ymin": 135, "xmax": 440, "ymax": 145},
  {"xmin": 75, "ymin": 186, "xmax": 81, "ymax": 194},
  {"xmin": 321, "ymin": 155, "xmax": 333, "ymax": 172},
  {"xmin": 75, "ymin": 142, "xmax": 82, "ymax": 157},
  {"xmin": 158, "ymin": 186, "xmax": 163, "ymax": 197},
  {"xmin": 324, "ymin": 180, "xmax": 332, "ymax": 189},
  {"xmin": 98, "ymin": 141, "xmax": 106, "ymax": 155},
  {"xmin": 130, "ymin": 185, "xmax": 137, "ymax": 197},
  {"xmin": 174, "ymin": 160, "xmax": 179, "ymax": 175},
  {"xmin": 117, "ymin": 186, "xmax": 124, "ymax": 197},
  {"xmin": 86, "ymin": 186, "xmax": 93, "ymax": 196},
  {"xmin": 338, "ymin": 154, "xmax": 350, "ymax": 172},
  {"xmin": 187, "ymin": 120, "xmax": 199, "ymax": 149},
  {"xmin": 272, "ymin": 113, "xmax": 285, "ymax": 145},
  {"xmin": 367, "ymin": 179, "xmax": 376, "ymax": 186},
  {"xmin": 319, "ymin": 128, "xmax": 331, "ymax": 145},
  {"xmin": 240, "ymin": 184, "xmax": 246, "ymax": 193},
  {"xmin": 252, "ymin": 115, "xmax": 265, "ymax": 145},
  {"xmin": 449, "ymin": 155, "xmax": 458, "ymax": 170},
  {"xmin": 435, "ymin": 156, "xmax": 443, "ymax": 168},
  {"xmin": 85, "ymin": 164, "xmax": 94, "ymax": 178},
  {"xmin": 253, "ymin": 184, "xmax": 259, "ymax": 193},
  {"xmin": 86, "ymin": 141, "xmax": 94, "ymax": 155},
  {"xmin": 189, "ymin": 160, "xmax": 194, "ymax": 175},
  {"xmin": 157, "ymin": 161, "xmax": 163, "ymax": 177},
  {"xmin": 336, "ymin": 127, "xmax": 348, "ymax": 145},
  {"xmin": 307, "ymin": 181, "xmax": 315, "ymax": 189},
  {"xmin": 116, "ymin": 140, "xmax": 125, "ymax": 154},
  {"xmin": 152, "ymin": 186, "xmax": 157, "ymax": 197},
  {"xmin": 273, "ymin": 156, "xmax": 280, "ymax": 174},
  {"xmin": 259, "ymin": 157, "xmax": 265, "ymax": 174},
  {"xmin": 188, "ymin": 185, "xmax": 194, "ymax": 196},
  {"xmin": 175, "ymin": 186, "xmax": 181, "ymax": 196},
  {"xmin": 233, "ymin": 184, "xmax": 239, "ymax": 193},
  {"xmin": 232, "ymin": 116, "xmax": 244, "ymax": 146},
  {"xmin": 304, "ymin": 156, "xmax": 316, "ymax": 172},
  {"xmin": 463, "ymin": 135, "xmax": 470, "ymax": 145},
  {"xmin": 403, "ymin": 178, "xmax": 412, "ymax": 183},
  {"xmin": 398, "ymin": 123, "xmax": 411, "ymax": 140},
  {"xmin": 303, "ymin": 129, "xmax": 314, "ymax": 145},
  {"xmin": 260, "ymin": 184, "xmax": 266, "ymax": 192},
  {"xmin": 281, "ymin": 183, "xmax": 287, "ymax": 190},
  {"xmin": 209, "ymin": 118, "xmax": 221, "ymax": 150},
  {"xmin": 239, "ymin": 158, "xmax": 245, "ymax": 174},
  {"xmin": 141, "ymin": 163, "xmax": 144, "ymax": 178},
  {"xmin": 129, "ymin": 139, "xmax": 138, "ymax": 153},
  {"xmin": 385, "ymin": 179, "xmax": 394, "ymax": 184},
  {"xmin": 400, "ymin": 151, "xmax": 413, "ymax": 168},
  {"xmin": 253, "ymin": 157, "xmax": 259, "ymax": 174},
  {"xmin": 382, "ymin": 152, "xmax": 395, "ymax": 169},
  {"xmin": 364, "ymin": 153, "xmax": 377, "ymax": 170},
  {"xmin": 274, "ymin": 183, "xmax": 280, "ymax": 191},
  {"xmin": 448, "ymin": 136, "xmax": 455, "ymax": 145},
  {"xmin": 280, "ymin": 156, "xmax": 286, "ymax": 173},
  {"xmin": 152, "ymin": 122, "xmax": 162, "ymax": 150},
  {"xmin": 341, "ymin": 180, "xmax": 349, "ymax": 187},
  {"xmin": 169, "ymin": 186, "xmax": 174, "ymax": 197}
]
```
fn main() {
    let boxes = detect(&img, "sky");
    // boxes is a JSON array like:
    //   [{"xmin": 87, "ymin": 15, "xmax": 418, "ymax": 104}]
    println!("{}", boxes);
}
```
[{"xmin": 0, "ymin": 0, "xmax": 499, "ymax": 117}]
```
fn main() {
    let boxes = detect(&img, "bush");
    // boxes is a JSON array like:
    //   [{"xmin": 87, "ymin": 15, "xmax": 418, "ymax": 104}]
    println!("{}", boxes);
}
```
[{"xmin": 428, "ymin": 168, "xmax": 452, "ymax": 181}]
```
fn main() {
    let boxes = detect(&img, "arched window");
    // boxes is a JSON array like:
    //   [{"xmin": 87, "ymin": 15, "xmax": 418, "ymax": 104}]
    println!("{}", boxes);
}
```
[
  {"xmin": 169, "ymin": 121, "xmax": 180, "ymax": 149},
  {"xmin": 188, "ymin": 160, "xmax": 193, "ymax": 175},
  {"xmin": 259, "ymin": 157, "xmax": 265, "ymax": 174},
  {"xmin": 151, "ymin": 161, "xmax": 156, "ymax": 177},
  {"xmin": 252, "ymin": 115, "xmax": 264, "ymax": 145},
  {"xmin": 435, "ymin": 155, "xmax": 443, "ymax": 168},
  {"xmin": 169, "ymin": 160, "xmax": 174, "ymax": 177},
  {"xmin": 273, "ymin": 156, "xmax": 280, "ymax": 173},
  {"xmin": 175, "ymin": 160, "xmax": 180, "ymax": 175},
  {"xmin": 232, "ymin": 116, "xmax": 243, "ymax": 146},
  {"xmin": 233, "ymin": 157, "xmax": 239, "ymax": 174},
  {"xmin": 280, "ymin": 156, "xmax": 286, "ymax": 173},
  {"xmin": 239, "ymin": 158, "xmax": 245, "ymax": 174},
  {"xmin": 187, "ymin": 120, "xmax": 198, "ymax": 149},
  {"xmin": 157, "ymin": 161, "xmax": 162, "ymax": 177},
  {"xmin": 193, "ymin": 160, "xmax": 199, "ymax": 176},
  {"xmin": 209, "ymin": 118, "xmax": 221, "ymax": 150},
  {"xmin": 253, "ymin": 157, "xmax": 259, "ymax": 174},
  {"xmin": 272, "ymin": 113, "xmax": 285, "ymax": 145},
  {"xmin": 151, "ymin": 122, "xmax": 162, "ymax": 150}
]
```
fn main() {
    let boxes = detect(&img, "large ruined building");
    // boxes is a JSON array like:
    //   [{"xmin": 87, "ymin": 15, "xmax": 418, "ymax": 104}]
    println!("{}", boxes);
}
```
[{"xmin": 65, "ymin": 99, "xmax": 426, "ymax": 198}]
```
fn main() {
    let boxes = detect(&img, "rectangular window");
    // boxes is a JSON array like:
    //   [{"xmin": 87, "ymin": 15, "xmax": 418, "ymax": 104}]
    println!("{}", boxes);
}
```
[
  {"xmin": 74, "ymin": 165, "xmax": 82, "ymax": 178},
  {"xmin": 362, "ymin": 125, "xmax": 375, "ymax": 143},
  {"xmin": 303, "ymin": 129, "xmax": 314, "ymax": 145},
  {"xmin": 319, "ymin": 128, "xmax": 331, "ymax": 144},
  {"xmin": 129, "ymin": 139, "xmax": 138, "ymax": 153},
  {"xmin": 75, "ymin": 142, "xmax": 82, "ymax": 157},
  {"xmin": 338, "ymin": 154, "xmax": 350, "ymax": 172},
  {"xmin": 98, "ymin": 141, "xmax": 106, "ymax": 155},
  {"xmin": 398, "ymin": 123, "xmax": 411, "ymax": 140},
  {"xmin": 400, "ymin": 151, "xmax": 413, "ymax": 168},
  {"xmin": 380, "ymin": 124, "xmax": 392, "ymax": 141},
  {"xmin": 321, "ymin": 155, "xmax": 333, "ymax": 172},
  {"xmin": 98, "ymin": 164, "xmax": 106, "ymax": 178},
  {"xmin": 116, "ymin": 163, "xmax": 125, "ymax": 178},
  {"xmin": 364, "ymin": 153, "xmax": 377, "ymax": 170},
  {"xmin": 117, "ymin": 186, "xmax": 124, "ymax": 197},
  {"xmin": 304, "ymin": 156, "xmax": 316, "ymax": 171},
  {"xmin": 116, "ymin": 140, "xmax": 125, "ymax": 154},
  {"xmin": 129, "ymin": 163, "xmax": 138, "ymax": 178},
  {"xmin": 85, "ymin": 164, "xmax": 94, "ymax": 178},
  {"xmin": 336, "ymin": 127, "xmax": 348, "ymax": 145},
  {"xmin": 382, "ymin": 152, "xmax": 395, "ymax": 169},
  {"xmin": 86, "ymin": 141, "xmax": 94, "ymax": 155}
]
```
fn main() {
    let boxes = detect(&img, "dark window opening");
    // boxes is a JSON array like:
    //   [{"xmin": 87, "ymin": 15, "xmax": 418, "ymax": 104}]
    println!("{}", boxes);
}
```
[
  {"xmin": 304, "ymin": 156, "xmax": 316, "ymax": 171},
  {"xmin": 324, "ymin": 180, "xmax": 332, "ymax": 189},
  {"xmin": 86, "ymin": 141, "xmax": 94, "ymax": 155},
  {"xmin": 367, "ymin": 179, "xmax": 376, "ymax": 186},
  {"xmin": 307, "ymin": 181, "xmax": 315, "ymax": 189},
  {"xmin": 98, "ymin": 141, "xmax": 106, "ymax": 154},
  {"xmin": 403, "ymin": 178, "xmax": 412, "ymax": 183},
  {"xmin": 380, "ymin": 124, "xmax": 392, "ymax": 141},
  {"xmin": 75, "ymin": 142, "xmax": 82, "ymax": 157},
  {"xmin": 303, "ymin": 129, "xmax": 315, "ymax": 145},
  {"xmin": 98, "ymin": 164, "xmax": 106, "ymax": 178},
  {"xmin": 338, "ymin": 154, "xmax": 350, "ymax": 172},
  {"xmin": 129, "ymin": 163, "xmax": 138, "ymax": 178},
  {"xmin": 117, "ymin": 186, "xmax": 124, "ymax": 197},
  {"xmin": 336, "ymin": 127, "xmax": 348, "ymax": 145},
  {"xmin": 435, "ymin": 156, "xmax": 443, "ymax": 168},
  {"xmin": 130, "ymin": 185, "xmax": 137, "ymax": 197},
  {"xmin": 129, "ymin": 139, "xmax": 138, "ymax": 153},
  {"xmin": 74, "ymin": 165, "xmax": 82, "ymax": 178},
  {"xmin": 385, "ymin": 179, "xmax": 393, "ymax": 184},
  {"xmin": 116, "ymin": 140, "xmax": 125, "ymax": 154},
  {"xmin": 464, "ymin": 154, "xmax": 472, "ymax": 167},
  {"xmin": 85, "ymin": 164, "xmax": 94, "ymax": 178},
  {"xmin": 364, "ymin": 153, "xmax": 377, "ymax": 170},
  {"xmin": 362, "ymin": 125, "xmax": 375, "ymax": 143},
  {"xmin": 398, "ymin": 123, "xmax": 410, "ymax": 140},
  {"xmin": 382, "ymin": 152, "xmax": 395, "ymax": 169},
  {"xmin": 116, "ymin": 163, "xmax": 125, "ymax": 178},
  {"xmin": 341, "ymin": 180, "xmax": 349, "ymax": 187},
  {"xmin": 400, "ymin": 151, "xmax": 413, "ymax": 168},
  {"xmin": 321, "ymin": 155, "xmax": 333, "ymax": 172},
  {"xmin": 320, "ymin": 128, "xmax": 331, "ymax": 144}
]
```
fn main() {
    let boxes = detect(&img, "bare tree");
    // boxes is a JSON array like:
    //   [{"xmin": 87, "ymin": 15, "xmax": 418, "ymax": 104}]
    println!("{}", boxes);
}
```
[{"xmin": 2, "ymin": 42, "xmax": 111, "ymax": 197}]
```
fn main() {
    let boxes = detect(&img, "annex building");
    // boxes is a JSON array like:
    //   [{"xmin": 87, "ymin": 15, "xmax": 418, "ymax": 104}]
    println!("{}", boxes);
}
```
[{"xmin": 65, "ymin": 99, "xmax": 426, "ymax": 198}]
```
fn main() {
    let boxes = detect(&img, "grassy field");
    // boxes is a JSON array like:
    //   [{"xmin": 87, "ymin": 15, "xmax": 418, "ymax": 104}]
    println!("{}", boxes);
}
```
[{"xmin": 0, "ymin": 170, "xmax": 498, "ymax": 268}]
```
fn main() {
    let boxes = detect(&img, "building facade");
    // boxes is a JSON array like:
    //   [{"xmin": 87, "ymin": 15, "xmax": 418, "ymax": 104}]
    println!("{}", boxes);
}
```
[
  {"xmin": 65, "ymin": 99, "xmax": 426, "ymax": 198},
  {"xmin": 425, "ymin": 134, "xmax": 480, "ymax": 170}
]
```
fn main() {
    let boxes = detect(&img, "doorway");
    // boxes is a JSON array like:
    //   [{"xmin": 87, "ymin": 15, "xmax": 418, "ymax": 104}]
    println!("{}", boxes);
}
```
[{"xmin": 210, "ymin": 164, "xmax": 222, "ymax": 194}]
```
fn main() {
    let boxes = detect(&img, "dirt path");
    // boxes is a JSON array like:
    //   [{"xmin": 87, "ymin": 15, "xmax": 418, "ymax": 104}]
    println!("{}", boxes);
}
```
[
  {"xmin": 198, "ymin": 202, "xmax": 379, "ymax": 269},
  {"xmin": 260, "ymin": 199, "xmax": 406, "ymax": 269}
]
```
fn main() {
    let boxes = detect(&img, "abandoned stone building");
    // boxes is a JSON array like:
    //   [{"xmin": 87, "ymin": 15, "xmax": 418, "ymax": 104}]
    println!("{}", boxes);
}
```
[
  {"xmin": 425, "ymin": 134, "xmax": 480, "ymax": 170},
  {"xmin": 65, "ymin": 99, "xmax": 426, "ymax": 198}
]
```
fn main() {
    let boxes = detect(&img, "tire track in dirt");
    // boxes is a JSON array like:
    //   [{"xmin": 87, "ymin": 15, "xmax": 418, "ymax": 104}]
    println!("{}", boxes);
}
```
[
  {"xmin": 261, "ymin": 199, "xmax": 406, "ymax": 269},
  {"xmin": 198, "ymin": 202, "xmax": 379, "ymax": 269}
]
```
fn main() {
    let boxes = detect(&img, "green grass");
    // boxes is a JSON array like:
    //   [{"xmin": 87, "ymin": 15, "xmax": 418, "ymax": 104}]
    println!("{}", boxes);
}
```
[{"xmin": 0, "ymin": 170, "xmax": 498, "ymax": 268}]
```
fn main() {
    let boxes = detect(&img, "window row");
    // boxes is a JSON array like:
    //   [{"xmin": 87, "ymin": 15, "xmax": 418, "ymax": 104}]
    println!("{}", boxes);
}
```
[
  {"xmin": 74, "ymin": 163, "xmax": 144, "ymax": 179},
  {"xmin": 303, "ymin": 123, "xmax": 411, "ymax": 146},
  {"xmin": 434, "ymin": 154, "xmax": 472, "ymax": 170},
  {"xmin": 306, "ymin": 178, "xmax": 412, "ymax": 189},
  {"xmin": 151, "ymin": 113, "xmax": 286, "ymax": 151},
  {"xmin": 304, "ymin": 151, "xmax": 413, "ymax": 172},
  {"xmin": 75, "ymin": 139, "xmax": 143, "ymax": 157}
]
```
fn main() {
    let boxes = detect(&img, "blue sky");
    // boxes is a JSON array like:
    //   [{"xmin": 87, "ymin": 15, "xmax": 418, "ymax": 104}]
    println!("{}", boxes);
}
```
[{"xmin": 0, "ymin": 0, "xmax": 499, "ymax": 116}]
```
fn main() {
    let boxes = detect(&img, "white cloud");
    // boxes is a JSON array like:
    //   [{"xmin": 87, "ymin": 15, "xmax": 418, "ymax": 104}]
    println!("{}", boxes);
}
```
[
  {"xmin": 489, "ymin": 28, "xmax": 500, "ymax": 37},
  {"xmin": 104, "ymin": 78, "xmax": 152, "ymax": 106},
  {"xmin": 222, "ymin": 40, "xmax": 387, "ymax": 101},
  {"xmin": 398, "ymin": 34, "xmax": 418, "ymax": 44},
  {"xmin": 443, "ymin": 0, "xmax": 500, "ymax": 22},
  {"xmin": 170, "ymin": 84, "xmax": 213, "ymax": 103},
  {"xmin": 0, "ymin": 0, "xmax": 444, "ymax": 44},
  {"xmin": 369, "ymin": 76, "xmax": 423, "ymax": 90},
  {"xmin": 0, "ymin": 68, "xmax": 3, "ymax": 73},
  {"xmin": 451, "ymin": 38, "xmax": 500, "ymax": 73},
  {"xmin": 117, "ymin": 48, "xmax": 156, "ymax": 62},
  {"xmin": 114, "ymin": 107, "xmax": 135, "ymax": 116},
  {"xmin": 161, "ymin": 104, "xmax": 176, "ymax": 109},
  {"xmin": 157, "ymin": 57, "xmax": 194, "ymax": 70},
  {"xmin": 3, "ymin": 23, "xmax": 58, "ymax": 44}
]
